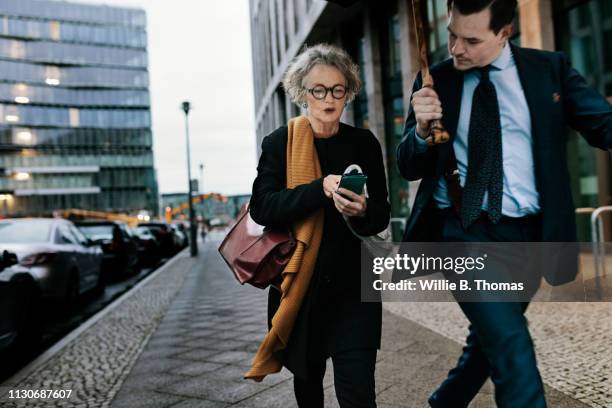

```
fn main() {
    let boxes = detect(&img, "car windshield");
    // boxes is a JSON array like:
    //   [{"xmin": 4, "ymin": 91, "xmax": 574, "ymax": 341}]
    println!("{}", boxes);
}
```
[
  {"xmin": 78, "ymin": 225, "xmax": 114, "ymax": 240},
  {"xmin": 0, "ymin": 220, "xmax": 52, "ymax": 243}
]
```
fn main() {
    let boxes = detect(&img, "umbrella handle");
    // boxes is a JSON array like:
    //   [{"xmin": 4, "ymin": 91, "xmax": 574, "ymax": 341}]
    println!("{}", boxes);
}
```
[
  {"xmin": 420, "ymin": 83, "xmax": 450, "ymax": 146},
  {"xmin": 428, "ymin": 119, "xmax": 450, "ymax": 146},
  {"xmin": 413, "ymin": 0, "xmax": 450, "ymax": 146}
]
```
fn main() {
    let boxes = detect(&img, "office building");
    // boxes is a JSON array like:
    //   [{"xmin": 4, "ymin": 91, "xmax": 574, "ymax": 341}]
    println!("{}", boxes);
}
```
[{"xmin": 0, "ymin": 0, "xmax": 158, "ymax": 217}]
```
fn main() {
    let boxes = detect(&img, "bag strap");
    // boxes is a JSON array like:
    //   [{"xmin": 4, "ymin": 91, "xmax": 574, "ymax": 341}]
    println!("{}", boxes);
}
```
[
  {"xmin": 225, "ymin": 202, "xmax": 250, "ymax": 237},
  {"xmin": 340, "ymin": 164, "xmax": 389, "ymax": 243}
]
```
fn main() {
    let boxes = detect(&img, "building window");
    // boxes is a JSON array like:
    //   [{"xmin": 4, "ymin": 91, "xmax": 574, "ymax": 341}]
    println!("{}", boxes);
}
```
[
  {"xmin": 557, "ymin": 0, "xmax": 612, "ymax": 94},
  {"xmin": 267, "ymin": 10, "xmax": 275, "ymax": 76},
  {"xmin": 277, "ymin": 88, "xmax": 287, "ymax": 124},
  {"xmin": 293, "ymin": 0, "xmax": 299, "ymax": 35},
  {"xmin": 50, "ymin": 21, "xmax": 61, "ymax": 41},
  {"xmin": 283, "ymin": 0, "xmax": 290, "ymax": 38},
  {"xmin": 556, "ymin": 0, "xmax": 612, "ymax": 240},
  {"xmin": 426, "ymin": 0, "xmax": 448, "ymax": 64},
  {"xmin": 353, "ymin": 36, "xmax": 369, "ymax": 129},
  {"xmin": 381, "ymin": 5, "xmax": 410, "ymax": 224}
]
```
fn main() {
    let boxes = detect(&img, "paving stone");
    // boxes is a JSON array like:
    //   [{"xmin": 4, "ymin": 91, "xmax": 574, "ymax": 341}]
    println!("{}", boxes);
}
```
[
  {"xmin": 192, "ymin": 350, "xmax": 251, "ymax": 365},
  {"xmin": 167, "ymin": 362, "xmax": 227, "ymax": 377},
  {"xmin": 171, "ymin": 349, "xmax": 220, "ymax": 362},
  {"xmin": 178, "ymin": 339, "xmax": 249, "ymax": 351},
  {"xmin": 106, "ymin": 389, "xmax": 183, "ymax": 408},
  {"xmin": 120, "ymin": 371, "xmax": 186, "ymax": 392},
  {"xmin": 139, "ymin": 345, "xmax": 192, "ymax": 360},
  {"xmin": 231, "ymin": 379, "xmax": 297, "ymax": 408},
  {"xmin": 129, "ymin": 357, "xmax": 187, "ymax": 376},
  {"xmin": 168, "ymin": 399, "xmax": 228, "ymax": 408},
  {"xmin": 159, "ymin": 377, "xmax": 269, "ymax": 403}
]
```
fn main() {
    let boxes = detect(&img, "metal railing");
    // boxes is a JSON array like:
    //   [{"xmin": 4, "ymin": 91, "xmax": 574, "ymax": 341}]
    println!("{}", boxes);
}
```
[
  {"xmin": 576, "ymin": 206, "xmax": 611, "ymax": 299},
  {"xmin": 389, "ymin": 217, "xmax": 406, "ymax": 231},
  {"xmin": 590, "ymin": 206, "xmax": 612, "ymax": 279},
  {"xmin": 389, "ymin": 217, "xmax": 406, "ymax": 241},
  {"xmin": 577, "ymin": 206, "xmax": 611, "ymax": 277}
]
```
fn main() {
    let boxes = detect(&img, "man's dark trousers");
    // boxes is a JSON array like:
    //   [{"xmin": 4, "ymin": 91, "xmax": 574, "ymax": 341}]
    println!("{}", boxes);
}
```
[{"xmin": 428, "ymin": 208, "xmax": 546, "ymax": 408}]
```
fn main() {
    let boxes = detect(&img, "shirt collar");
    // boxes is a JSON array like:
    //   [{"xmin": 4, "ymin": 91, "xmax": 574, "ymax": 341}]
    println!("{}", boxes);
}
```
[{"xmin": 490, "ymin": 42, "xmax": 512, "ymax": 71}]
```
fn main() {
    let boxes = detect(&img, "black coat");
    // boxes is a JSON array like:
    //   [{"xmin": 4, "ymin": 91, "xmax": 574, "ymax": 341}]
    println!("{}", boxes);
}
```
[
  {"xmin": 250, "ymin": 122, "xmax": 391, "ymax": 379},
  {"xmin": 397, "ymin": 44, "xmax": 612, "ymax": 285}
]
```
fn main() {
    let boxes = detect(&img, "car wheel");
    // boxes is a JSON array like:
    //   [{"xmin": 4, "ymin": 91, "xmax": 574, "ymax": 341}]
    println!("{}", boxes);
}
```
[{"xmin": 16, "ymin": 283, "xmax": 42, "ymax": 348}]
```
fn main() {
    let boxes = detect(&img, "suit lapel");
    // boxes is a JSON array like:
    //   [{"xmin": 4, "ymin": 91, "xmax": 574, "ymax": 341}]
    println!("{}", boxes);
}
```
[
  {"xmin": 436, "ymin": 63, "xmax": 464, "ymax": 173},
  {"xmin": 511, "ymin": 44, "xmax": 552, "ymax": 152}
]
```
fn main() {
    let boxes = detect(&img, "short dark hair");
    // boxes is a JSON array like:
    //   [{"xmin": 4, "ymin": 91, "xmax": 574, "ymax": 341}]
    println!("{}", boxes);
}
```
[{"xmin": 447, "ymin": 0, "xmax": 517, "ymax": 34}]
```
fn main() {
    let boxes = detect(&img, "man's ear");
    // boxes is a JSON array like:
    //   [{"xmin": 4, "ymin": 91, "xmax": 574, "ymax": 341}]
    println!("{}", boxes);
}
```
[{"xmin": 498, "ymin": 23, "xmax": 513, "ymax": 43}]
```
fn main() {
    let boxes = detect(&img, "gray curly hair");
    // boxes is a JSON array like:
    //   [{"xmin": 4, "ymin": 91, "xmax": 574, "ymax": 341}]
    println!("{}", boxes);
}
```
[{"xmin": 282, "ymin": 43, "xmax": 362, "ymax": 106}]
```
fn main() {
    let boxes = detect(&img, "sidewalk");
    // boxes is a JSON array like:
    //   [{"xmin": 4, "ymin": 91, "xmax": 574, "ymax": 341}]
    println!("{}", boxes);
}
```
[
  {"xmin": 109, "ymin": 234, "xmax": 588, "ymax": 408},
  {"xmin": 0, "ymin": 234, "xmax": 596, "ymax": 407}
]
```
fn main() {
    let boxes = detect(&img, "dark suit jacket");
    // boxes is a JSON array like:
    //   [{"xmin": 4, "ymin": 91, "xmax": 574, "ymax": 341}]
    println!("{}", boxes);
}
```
[{"xmin": 397, "ymin": 44, "xmax": 612, "ymax": 285}]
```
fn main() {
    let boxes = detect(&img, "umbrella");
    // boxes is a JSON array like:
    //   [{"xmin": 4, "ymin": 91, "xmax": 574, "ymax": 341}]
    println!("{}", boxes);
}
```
[{"xmin": 411, "ymin": 0, "xmax": 449, "ymax": 145}]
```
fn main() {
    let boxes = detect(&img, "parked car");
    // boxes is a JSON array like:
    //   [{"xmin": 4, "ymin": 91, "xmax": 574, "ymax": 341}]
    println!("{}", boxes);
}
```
[
  {"xmin": 170, "ymin": 223, "xmax": 188, "ymax": 248},
  {"xmin": 0, "ymin": 218, "xmax": 103, "ymax": 308},
  {"xmin": 137, "ymin": 222, "xmax": 178, "ymax": 257},
  {"xmin": 172, "ymin": 221, "xmax": 190, "ymax": 238},
  {"xmin": 131, "ymin": 226, "xmax": 161, "ymax": 266},
  {"xmin": 75, "ymin": 220, "xmax": 140, "ymax": 280},
  {"xmin": 0, "ymin": 250, "xmax": 42, "ymax": 352}
]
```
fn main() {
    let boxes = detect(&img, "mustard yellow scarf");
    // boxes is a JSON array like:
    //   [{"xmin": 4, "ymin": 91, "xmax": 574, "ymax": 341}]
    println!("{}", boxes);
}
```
[{"xmin": 245, "ymin": 116, "xmax": 325, "ymax": 382}]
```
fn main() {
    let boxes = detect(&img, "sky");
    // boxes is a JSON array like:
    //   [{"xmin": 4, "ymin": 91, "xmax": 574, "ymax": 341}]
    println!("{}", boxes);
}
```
[{"xmin": 74, "ymin": 0, "xmax": 257, "ymax": 196}]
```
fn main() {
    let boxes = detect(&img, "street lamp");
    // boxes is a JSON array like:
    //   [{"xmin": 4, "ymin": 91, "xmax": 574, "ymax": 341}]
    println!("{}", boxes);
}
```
[{"xmin": 181, "ymin": 101, "xmax": 198, "ymax": 257}]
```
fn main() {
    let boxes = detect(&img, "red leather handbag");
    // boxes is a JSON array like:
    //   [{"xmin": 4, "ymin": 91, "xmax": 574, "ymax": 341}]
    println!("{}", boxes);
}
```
[{"xmin": 218, "ymin": 202, "xmax": 296, "ymax": 289}]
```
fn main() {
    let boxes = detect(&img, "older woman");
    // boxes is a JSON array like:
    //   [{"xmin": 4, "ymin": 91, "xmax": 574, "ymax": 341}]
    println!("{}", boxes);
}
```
[{"xmin": 247, "ymin": 44, "xmax": 390, "ymax": 407}]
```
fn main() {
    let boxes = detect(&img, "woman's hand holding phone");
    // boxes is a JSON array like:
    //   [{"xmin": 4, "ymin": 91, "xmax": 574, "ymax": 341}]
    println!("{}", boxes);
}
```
[
  {"xmin": 333, "ymin": 187, "xmax": 367, "ymax": 217},
  {"xmin": 323, "ymin": 175, "xmax": 342, "ymax": 198},
  {"xmin": 323, "ymin": 174, "xmax": 367, "ymax": 217}
]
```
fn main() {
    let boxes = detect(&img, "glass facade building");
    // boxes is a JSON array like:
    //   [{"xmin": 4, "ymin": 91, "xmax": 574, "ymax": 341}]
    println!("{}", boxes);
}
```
[{"xmin": 0, "ymin": 0, "xmax": 158, "ymax": 217}]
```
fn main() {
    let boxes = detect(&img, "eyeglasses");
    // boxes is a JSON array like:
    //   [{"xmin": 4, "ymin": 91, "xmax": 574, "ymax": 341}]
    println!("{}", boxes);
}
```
[{"xmin": 307, "ymin": 84, "xmax": 347, "ymax": 100}]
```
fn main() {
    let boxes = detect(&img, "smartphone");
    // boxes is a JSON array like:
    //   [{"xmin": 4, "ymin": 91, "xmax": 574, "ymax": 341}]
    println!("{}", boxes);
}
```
[{"xmin": 336, "ymin": 173, "xmax": 367, "ymax": 198}]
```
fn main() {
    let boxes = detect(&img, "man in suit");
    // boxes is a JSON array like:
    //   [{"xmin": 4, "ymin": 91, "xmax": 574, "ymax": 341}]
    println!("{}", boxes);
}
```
[{"xmin": 397, "ymin": 0, "xmax": 612, "ymax": 406}]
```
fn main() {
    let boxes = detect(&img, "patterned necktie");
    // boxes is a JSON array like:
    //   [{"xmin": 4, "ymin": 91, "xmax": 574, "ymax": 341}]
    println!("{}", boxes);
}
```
[{"xmin": 460, "ymin": 66, "xmax": 503, "ymax": 228}]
